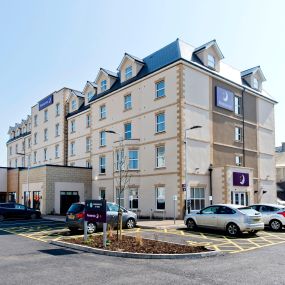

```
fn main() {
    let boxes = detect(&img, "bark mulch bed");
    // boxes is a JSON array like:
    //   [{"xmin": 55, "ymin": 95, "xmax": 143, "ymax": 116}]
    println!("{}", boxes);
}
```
[{"xmin": 66, "ymin": 234, "xmax": 209, "ymax": 254}]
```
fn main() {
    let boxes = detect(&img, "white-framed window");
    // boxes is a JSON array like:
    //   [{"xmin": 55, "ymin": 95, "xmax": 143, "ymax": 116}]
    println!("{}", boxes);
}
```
[
  {"xmin": 253, "ymin": 77, "xmax": 259, "ymax": 89},
  {"xmin": 33, "ymin": 151, "xmax": 37, "ymax": 164},
  {"xmin": 44, "ymin": 128, "xmax": 48, "ymax": 141},
  {"xmin": 235, "ymin": 126, "xmax": 242, "ymax": 142},
  {"xmin": 86, "ymin": 114, "xmax": 91, "ymax": 128},
  {"xmin": 156, "ymin": 112, "xmax": 165, "ymax": 133},
  {"xmin": 86, "ymin": 137, "xmax": 91, "ymax": 152},
  {"xmin": 55, "ymin": 103, "xmax": 60, "ymax": 116},
  {"xmin": 116, "ymin": 188, "xmax": 124, "ymax": 207},
  {"xmin": 124, "ymin": 94, "xmax": 132, "ymax": 110},
  {"xmin": 155, "ymin": 80, "xmax": 165, "ymax": 98},
  {"xmin": 44, "ymin": 110, "xmax": 48, "ymax": 122},
  {"xmin": 70, "ymin": 142, "xmax": 75, "ymax": 156},
  {"xmin": 129, "ymin": 188, "xmax": 138, "ymax": 209},
  {"xmin": 156, "ymin": 145, "xmax": 165, "ymax": 168},
  {"xmin": 234, "ymin": 96, "xmax": 242, "ymax": 115},
  {"xmin": 100, "ymin": 105, "xmax": 106, "ymax": 119},
  {"xmin": 34, "ymin": 132, "xmax": 38, "ymax": 145},
  {"xmin": 22, "ymin": 141, "xmax": 25, "ymax": 151},
  {"xmin": 15, "ymin": 144, "xmax": 18, "ymax": 153},
  {"xmin": 100, "ymin": 131, "xmax": 106, "ymax": 147},
  {"xmin": 71, "ymin": 120, "xmax": 76, "ymax": 133},
  {"xmin": 87, "ymin": 91, "xmax": 93, "ymax": 102},
  {"xmin": 71, "ymin": 100, "xmax": 77, "ymax": 111},
  {"xmin": 99, "ymin": 188, "xmax": 106, "ymax": 200},
  {"xmin": 55, "ymin": 123, "xmax": 60, "ymax": 137},
  {"xmin": 28, "ymin": 155, "xmax": 31, "ymax": 167},
  {"xmin": 235, "ymin": 155, "xmax": 243, "ymax": 166},
  {"xmin": 207, "ymin": 54, "xmax": 215, "ymax": 69},
  {"xmin": 86, "ymin": 160, "xmax": 91, "ymax": 168},
  {"xmin": 99, "ymin": 156, "xmax": 106, "ymax": 174},
  {"xmin": 15, "ymin": 159, "xmax": 18, "ymax": 168},
  {"xmin": 21, "ymin": 157, "xmax": 25, "ymax": 167},
  {"xmin": 190, "ymin": 187, "xmax": 205, "ymax": 210},
  {"xmin": 9, "ymin": 146, "xmax": 12, "ymax": 155},
  {"xmin": 128, "ymin": 150, "xmax": 139, "ymax": 170},
  {"xmin": 124, "ymin": 122, "xmax": 132, "ymax": 140},
  {"xmin": 155, "ymin": 187, "xmax": 165, "ymax": 210},
  {"xmin": 125, "ymin": 65, "xmax": 132, "ymax": 80},
  {"xmin": 101, "ymin": 80, "xmax": 107, "ymax": 92},
  {"xmin": 55, "ymin": 145, "xmax": 59, "ymax": 158},
  {"xmin": 28, "ymin": 138, "xmax": 31, "ymax": 148},
  {"xmin": 115, "ymin": 150, "xmax": 124, "ymax": 171},
  {"xmin": 44, "ymin": 148, "xmax": 47, "ymax": 161},
  {"xmin": 34, "ymin": 115, "xmax": 38, "ymax": 127}
]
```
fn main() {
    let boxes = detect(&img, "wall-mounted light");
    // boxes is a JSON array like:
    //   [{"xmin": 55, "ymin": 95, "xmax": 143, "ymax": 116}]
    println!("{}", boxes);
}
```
[
  {"xmin": 254, "ymin": 191, "xmax": 258, "ymax": 194},
  {"xmin": 262, "ymin": 190, "xmax": 267, "ymax": 194}
]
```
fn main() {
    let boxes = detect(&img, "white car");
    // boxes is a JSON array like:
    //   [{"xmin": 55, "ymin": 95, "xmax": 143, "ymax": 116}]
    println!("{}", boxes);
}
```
[
  {"xmin": 249, "ymin": 204, "xmax": 285, "ymax": 231},
  {"xmin": 184, "ymin": 204, "xmax": 264, "ymax": 236}
]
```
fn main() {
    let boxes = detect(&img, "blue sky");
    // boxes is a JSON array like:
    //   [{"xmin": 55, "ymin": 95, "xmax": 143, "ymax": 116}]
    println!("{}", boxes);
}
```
[{"xmin": 0, "ymin": 0, "xmax": 284, "ymax": 166}]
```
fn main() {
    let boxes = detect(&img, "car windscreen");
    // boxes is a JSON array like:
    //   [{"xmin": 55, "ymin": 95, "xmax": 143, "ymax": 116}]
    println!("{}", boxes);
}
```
[
  {"xmin": 67, "ymin": 204, "xmax": 84, "ymax": 213},
  {"xmin": 238, "ymin": 207, "xmax": 258, "ymax": 215}
]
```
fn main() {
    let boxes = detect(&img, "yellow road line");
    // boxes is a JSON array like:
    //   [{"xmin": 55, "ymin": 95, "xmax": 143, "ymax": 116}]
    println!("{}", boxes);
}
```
[{"xmin": 223, "ymin": 237, "xmax": 244, "ymax": 251}]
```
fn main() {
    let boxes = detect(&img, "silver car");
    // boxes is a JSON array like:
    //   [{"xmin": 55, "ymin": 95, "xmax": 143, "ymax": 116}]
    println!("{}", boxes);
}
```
[
  {"xmin": 184, "ymin": 204, "xmax": 264, "ymax": 236},
  {"xmin": 66, "ymin": 202, "xmax": 137, "ymax": 234},
  {"xmin": 249, "ymin": 204, "xmax": 285, "ymax": 231}
]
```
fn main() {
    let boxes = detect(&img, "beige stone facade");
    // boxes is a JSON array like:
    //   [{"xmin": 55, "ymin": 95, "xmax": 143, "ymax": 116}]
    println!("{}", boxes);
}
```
[{"xmin": 5, "ymin": 39, "xmax": 277, "ymax": 217}]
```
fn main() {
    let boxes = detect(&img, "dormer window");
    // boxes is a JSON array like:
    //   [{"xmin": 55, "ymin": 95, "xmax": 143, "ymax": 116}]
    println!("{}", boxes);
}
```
[
  {"xmin": 71, "ymin": 100, "xmax": 76, "ymax": 111},
  {"xmin": 253, "ymin": 77, "xmax": 259, "ymax": 89},
  {"xmin": 101, "ymin": 80, "xmax": 107, "ymax": 92},
  {"xmin": 87, "ymin": 91, "xmax": 93, "ymax": 102},
  {"xmin": 125, "ymin": 65, "xmax": 132, "ymax": 80},
  {"xmin": 208, "ymin": 54, "xmax": 215, "ymax": 69}
]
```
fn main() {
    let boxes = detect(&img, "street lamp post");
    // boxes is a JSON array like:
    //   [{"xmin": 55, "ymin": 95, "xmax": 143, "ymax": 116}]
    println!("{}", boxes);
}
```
[{"xmin": 184, "ymin": 125, "xmax": 202, "ymax": 214}]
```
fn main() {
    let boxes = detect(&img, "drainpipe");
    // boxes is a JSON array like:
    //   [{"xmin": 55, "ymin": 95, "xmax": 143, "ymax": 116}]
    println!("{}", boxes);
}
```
[
  {"xmin": 208, "ymin": 164, "xmax": 213, "ymax": 205},
  {"xmin": 242, "ymin": 87, "xmax": 246, "ymax": 166}
]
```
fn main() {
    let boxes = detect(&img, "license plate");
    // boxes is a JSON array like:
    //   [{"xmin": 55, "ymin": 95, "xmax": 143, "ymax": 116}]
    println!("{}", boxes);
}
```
[{"xmin": 68, "ymin": 214, "xmax": 75, "ymax": 220}]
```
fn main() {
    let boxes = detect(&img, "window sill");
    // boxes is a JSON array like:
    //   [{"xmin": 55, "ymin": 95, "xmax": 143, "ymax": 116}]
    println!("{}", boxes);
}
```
[
  {"xmin": 85, "ymin": 150, "xmax": 91, "ymax": 153},
  {"xmin": 234, "ymin": 140, "xmax": 243, "ymax": 143},
  {"xmin": 99, "ymin": 173, "xmax": 106, "ymax": 176},
  {"xmin": 124, "ymin": 108, "xmax": 132, "ymax": 112},
  {"xmin": 99, "ymin": 117, "xmax": 106, "ymax": 121},
  {"xmin": 154, "ymin": 166, "xmax": 166, "ymax": 170},
  {"xmin": 70, "ymin": 131, "xmax": 76, "ymax": 134},
  {"xmin": 70, "ymin": 154, "xmax": 75, "ymax": 157},
  {"xmin": 154, "ymin": 95, "xmax": 166, "ymax": 101},
  {"xmin": 128, "ymin": 169, "xmax": 140, "ymax": 172},
  {"xmin": 99, "ymin": 145, "xmax": 106, "ymax": 148},
  {"xmin": 155, "ymin": 131, "xmax": 166, "ymax": 135}
]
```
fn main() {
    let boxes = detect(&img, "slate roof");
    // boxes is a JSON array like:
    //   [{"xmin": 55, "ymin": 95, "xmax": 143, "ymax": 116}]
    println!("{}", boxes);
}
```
[
  {"xmin": 71, "ymin": 89, "xmax": 84, "ymax": 98},
  {"xmin": 6, "ymin": 131, "xmax": 31, "ymax": 144},
  {"xmin": 66, "ymin": 103, "xmax": 90, "ymax": 118},
  {"xmin": 125, "ymin": 53, "xmax": 144, "ymax": 64}
]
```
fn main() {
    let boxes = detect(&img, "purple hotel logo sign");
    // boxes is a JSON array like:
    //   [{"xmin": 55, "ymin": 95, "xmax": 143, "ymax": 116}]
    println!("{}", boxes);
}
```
[
  {"xmin": 39, "ymin": 94, "xmax": 53, "ymax": 111},
  {"xmin": 85, "ymin": 199, "xmax": 107, "ymax": 223},
  {"xmin": 233, "ymin": 172, "xmax": 249, "ymax": 187},
  {"xmin": 215, "ymin": 86, "xmax": 234, "ymax": 111}
]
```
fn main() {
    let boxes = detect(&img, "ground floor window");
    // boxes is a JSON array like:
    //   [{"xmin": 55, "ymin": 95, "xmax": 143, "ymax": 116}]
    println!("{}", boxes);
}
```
[
  {"xmin": 128, "ymin": 188, "xmax": 138, "ymax": 209},
  {"xmin": 24, "ymin": 191, "xmax": 31, "ymax": 208},
  {"xmin": 116, "ymin": 189, "xmax": 124, "ymax": 207},
  {"xmin": 190, "ymin": 187, "xmax": 205, "ymax": 210},
  {"xmin": 99, "ymin": 188, "xmax": 106, "ymax": 200},
  {"xmin": 155, "ymin": 187, "xmax": 165, "ymax": 210},
  {"xmin": 231, "ymin": 191, "xmax": 248, "ymax": 206},
  {"xmin": 8, "ymin": 192, "xmax": 16, "ymax": 202}
]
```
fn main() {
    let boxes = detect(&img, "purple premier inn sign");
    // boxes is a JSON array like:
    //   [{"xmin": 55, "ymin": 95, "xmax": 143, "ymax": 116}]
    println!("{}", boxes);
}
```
[
  {"xmin": 233, "ymin": 172, "xmax": 249, "ymax": 187},
  {"xmin": 85, "ymin": 200, "xmax": 107, "ymax": 223},
  {"xmin": 39, "ymin": 94, "xmax": 53, "ymax": 111},
  {"xmin": 215, "ymin": 86, "xmax": 234, "ymax": 111}
]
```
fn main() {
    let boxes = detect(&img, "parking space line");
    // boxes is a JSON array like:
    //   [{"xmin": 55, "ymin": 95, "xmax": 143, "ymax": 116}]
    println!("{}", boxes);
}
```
[{"xmin": 223, "ymin": 237, "xmax": 244, "ymax": 251}]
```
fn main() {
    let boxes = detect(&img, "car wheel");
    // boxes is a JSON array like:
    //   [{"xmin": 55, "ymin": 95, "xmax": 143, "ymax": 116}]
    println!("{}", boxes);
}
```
[
  {"xmin": 30, "ymin": 214, "xmax": 37, "ymax": 220},
  {"xmin": 186, "ymin": 219, "xmax": 197, "ymax": 230},
  {"xmin": 126, "ymin": 218, "xmax": 136, "ymax": 229},
  {"xmin": 269, "ymin": 219, "xmax": 282, "ymax": 231},
  {"xmin": 226, "ymin": 223, "xmax": 240, "ymax": 237},
  {"xmin": 87, "ymin": 222, "xmax": 97, "ymax": 234},
  {"xmin": 0, "ymin": 215, "xmax": 4, "ymax": 222}
]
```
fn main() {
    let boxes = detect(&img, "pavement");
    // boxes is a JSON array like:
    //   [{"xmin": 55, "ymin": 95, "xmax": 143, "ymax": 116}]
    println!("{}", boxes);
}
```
[
  {"xmin": 43, "ymin": 215, "xmax": 185, "ymax": 229},
  {"xmin": 1, "ymin": 220, "xmax": 285, "ymax": 285}
]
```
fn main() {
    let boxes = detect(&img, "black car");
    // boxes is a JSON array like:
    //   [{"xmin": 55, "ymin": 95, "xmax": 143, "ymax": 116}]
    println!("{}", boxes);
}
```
[{"xmin": 0, "ymin": 203, "xmax": 41, "ymax": 221}]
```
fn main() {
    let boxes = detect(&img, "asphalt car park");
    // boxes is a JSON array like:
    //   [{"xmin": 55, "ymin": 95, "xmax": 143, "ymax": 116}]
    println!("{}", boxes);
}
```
[{"xmin": 1, "ymin": 219, "xmax": 285, "ymax": 254}]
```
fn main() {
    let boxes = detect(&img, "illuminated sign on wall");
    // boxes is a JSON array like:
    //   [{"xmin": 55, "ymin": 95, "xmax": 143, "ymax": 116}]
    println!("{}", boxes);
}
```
[
  {"xmin": 215, "ymin": 86, "xmax": 234, "ymax": 111},
  {"xmin": 233, "ymin": 172, "xmax": 249, "ymax": 186},
  {"xmin": 39, "ymin": 94, "xmax": 53, "ymax": 111}
]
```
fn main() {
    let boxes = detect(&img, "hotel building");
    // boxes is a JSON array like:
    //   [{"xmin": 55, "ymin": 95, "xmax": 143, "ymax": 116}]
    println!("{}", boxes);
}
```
[{"xmin": 5, "ymin": 39, "xmax": 277, "ymax": 217}]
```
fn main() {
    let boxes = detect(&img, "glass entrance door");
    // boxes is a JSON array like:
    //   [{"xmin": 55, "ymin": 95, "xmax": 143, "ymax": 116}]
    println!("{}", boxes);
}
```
[
  {"xmin": 33, "ymin": 191, "xmax": 41, "ymax": 210},
  {"xmin": 231, "ymin": 192, "xmax": 248, "ymax": 206}
]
